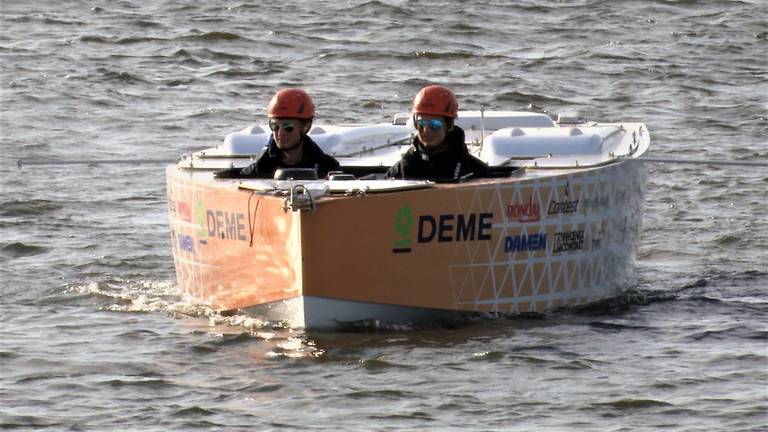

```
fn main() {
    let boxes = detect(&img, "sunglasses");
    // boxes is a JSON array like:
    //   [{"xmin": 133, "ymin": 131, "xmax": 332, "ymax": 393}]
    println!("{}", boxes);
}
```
[
  {"xmin": 269, "ymin": 121, "xmax": 296, "ymax": 133},
  {"xmin": 416, "ymin": 118, "xmax": 444, "ymax": 130}
]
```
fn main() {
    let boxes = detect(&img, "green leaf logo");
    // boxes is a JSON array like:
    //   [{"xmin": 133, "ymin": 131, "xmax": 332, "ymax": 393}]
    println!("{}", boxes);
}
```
[
  {"xmin": 195, "ymin": 199, "xmax": 207, "ymax": 238},
  {"xmin": 392, "ymin": 206, "xmax": 414, "ymax": 252}
]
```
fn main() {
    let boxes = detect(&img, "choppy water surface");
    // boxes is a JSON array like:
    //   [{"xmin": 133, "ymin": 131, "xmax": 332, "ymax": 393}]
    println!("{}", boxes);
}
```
[{"xmin": 1, "ymin": 1, "xmax": 767, "ymax": 430}]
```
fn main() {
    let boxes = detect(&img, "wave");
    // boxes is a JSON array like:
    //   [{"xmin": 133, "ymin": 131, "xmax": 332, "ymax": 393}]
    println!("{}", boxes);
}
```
[
  {"xmin": 591, "ymin": 398, "xmax": 672, "ymax": 409},
  {"xmin": 94, "ymin": 67, "xmax": 149, "ymax": 84},
  {"xmin": 346, "ymin": 0, "xmax": 413, "ymax": 17},
  {"xmin": 130, "ymin": 19, "xmax": 163, "ymax": 29},
  {"xmin": 179, "ymin": 31, "xmax": 247, "ymax": 42},
  {"xmin": 61, "ymin": 278, "xmax": 280, "ymax": 332},
  {"xmin": 495, "ymin": 91, "xmax": 572, "ymax": 107},
  {"xmin": 315, "ymin": 48, "xmax": 509, "ymax": 63},
  {"xmin": 0, "ymin": 199, "xmax": 64, "ymax": 217},
  {"xmin": 203, "ymin": 67, "xmax": 280, "ymax": 79},
  {"xmin": 171, "ymin": 406, "xmax": 219, "ymax": 417},
  {"xmin": 191, "ymin": 48, "xmax": 251, "ymax": 61},
  {"xmin": 685, "ymin": 324, "xmax": 764, "ymax": 342},
  {"xmin": 101, "ymin": 378, "xmax": 175, "ymax": 390},
  {"xmin": 409, "ymin": 50, "xmax": 476, "ymax": 60},
  {"xmin": 626, "ymin": 271, "xmax": 768, "ymax": 313},
  {"xmin": 77, "ymin": 35, "xmax": 164, "ymax": 45},
  {"xmin": 78, "ymin": 30, "xmax": 249, "ymax": 46},
  {"xmin": 4, "ymin": 13, "xmax": 85, "ymax": 26},
  {"xmin": 0, "ymin": 242, "xmax": 49, "ymax": 259},
  {"xmin": 0, "ymin": 415, "xmax": 65, "ymax": 430}
]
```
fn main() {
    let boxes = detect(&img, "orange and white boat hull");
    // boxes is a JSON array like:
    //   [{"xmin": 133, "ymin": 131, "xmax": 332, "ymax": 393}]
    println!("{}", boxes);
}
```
[{"xmin": 167, "ymin": 157, "xmax": 646, "ymax": 328}]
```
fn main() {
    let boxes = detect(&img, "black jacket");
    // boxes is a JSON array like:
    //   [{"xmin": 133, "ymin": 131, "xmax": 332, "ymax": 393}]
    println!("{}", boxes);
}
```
[
  {"xmin": 386, "ymin": 126, "xmax": 489, "ymax": 181},
  {"xmin": 240, "ymin": 135, "xmax": 341, "ymax": 178}
]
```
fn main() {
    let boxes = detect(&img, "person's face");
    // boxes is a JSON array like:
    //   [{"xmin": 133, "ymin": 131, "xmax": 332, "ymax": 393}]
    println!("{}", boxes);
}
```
[
  {"xmin": 269, "ymin": 118, "xmax": 307, "ymax": 151},
  {"xmin": 414, "ymin": 114, "xmax": 447, "ymax": 149}
]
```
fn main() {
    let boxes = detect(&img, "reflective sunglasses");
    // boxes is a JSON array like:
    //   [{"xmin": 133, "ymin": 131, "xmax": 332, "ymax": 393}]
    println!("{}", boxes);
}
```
[
  {"xmin": 269, "ymin": 121, "xmax": 296, "ymax": 133},
  {"xmin": 416, "ymin": 118, "xmax": 444, "ymax": 131}
]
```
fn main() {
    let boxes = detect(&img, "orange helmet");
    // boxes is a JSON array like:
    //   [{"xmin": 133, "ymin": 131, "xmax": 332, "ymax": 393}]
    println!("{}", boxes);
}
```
[
  {"xmin": 412, "ymin": 85, "xmax": 458, "ymax": 118},
  {"xmin": 267, "ymin": 88, "xmax": 315, "ymax": 119}
]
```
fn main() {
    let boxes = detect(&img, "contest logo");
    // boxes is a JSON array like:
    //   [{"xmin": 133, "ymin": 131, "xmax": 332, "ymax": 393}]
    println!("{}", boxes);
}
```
[{"xmin": 548, "ymin": 181, "xmax": 579, "ymax": 215}]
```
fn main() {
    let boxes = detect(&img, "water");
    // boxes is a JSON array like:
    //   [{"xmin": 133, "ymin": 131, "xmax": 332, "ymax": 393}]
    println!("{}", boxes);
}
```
[{"xmin": 1, "ymin": 1, "xmax": 767, "ymax": 430}]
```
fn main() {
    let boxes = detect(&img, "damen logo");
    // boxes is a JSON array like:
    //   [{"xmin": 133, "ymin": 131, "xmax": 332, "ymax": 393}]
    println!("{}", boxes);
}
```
[{"xmin": 504, "ymin": 232, "xmax": 547, "ymax": 253}]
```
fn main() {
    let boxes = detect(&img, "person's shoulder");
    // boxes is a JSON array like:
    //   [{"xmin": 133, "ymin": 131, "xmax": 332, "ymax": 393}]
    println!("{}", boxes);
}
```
[
  {"xmin": 391, "ymin": 149, "xmax": 420, "ymax": 174},
  {"xmin": 321, "ymin": 152, "xmax": 340, "ymax": 168},
  {"xmin": 468, "ymin": 152, "xmax": 487, "ymax": 164},
  {"xmin": 304, "ymin": 136, "xmax": 335, "ymax": 157},
  {"xmin": 467, "ymin": 153, "xmax": 489, "ymax": 170},
  {"xmin": 387, "ymin": 148, "xmax": 416, "ymax": 177},
  {"xmin": 385, "ymin": 163, "xmax": 399, "ymax": 178},
  {"xmin": 401, "ymin": 144, "xmax": 421, "ymax": 160},
  {"xmin": 303, "ymin": 135, "xmax": 324, "ymax": 150},
  {"xmin": 448, "ymin": 125, "xmax": 466, "ymax": 141},
  {"xmin": 237, "ymin": 151, "xmax": 273, "ymax": 177}
]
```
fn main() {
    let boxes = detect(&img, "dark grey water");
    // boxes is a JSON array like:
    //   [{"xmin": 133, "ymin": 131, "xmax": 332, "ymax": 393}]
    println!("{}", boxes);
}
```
[{"xmin": 2, "ymin": 1, "xmax": 767, "ymax": 430}]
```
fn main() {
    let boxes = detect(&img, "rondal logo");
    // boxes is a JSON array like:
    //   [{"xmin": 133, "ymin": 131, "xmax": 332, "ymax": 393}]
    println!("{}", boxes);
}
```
[{"xmin": 506, "ymin": 195, "xmax": 541, "ymax": 223}]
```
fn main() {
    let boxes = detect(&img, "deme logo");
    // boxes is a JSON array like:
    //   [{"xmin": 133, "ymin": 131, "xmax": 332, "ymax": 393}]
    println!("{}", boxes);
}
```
[
  {"xmin": 190, "ymin": 199, "xmax": 247, "ymax": 244},
  {"xmin": 392, "ymin": 205, "xmax": 494, "ymax": 253}
]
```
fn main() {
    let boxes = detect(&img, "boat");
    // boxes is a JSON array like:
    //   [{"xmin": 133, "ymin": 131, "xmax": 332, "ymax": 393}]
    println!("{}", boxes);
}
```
[{"xmin": 166, "ymin": 110, "xmax": 650, "ymax": 329}]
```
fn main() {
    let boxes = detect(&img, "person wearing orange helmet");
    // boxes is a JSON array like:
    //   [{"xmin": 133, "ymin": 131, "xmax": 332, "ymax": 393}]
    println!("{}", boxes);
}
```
[
  {"xmin": 240, "ymin": 88, "xmax": 340, "ymax": 178},
  {"xmin": 386, "ymin": 85, "xmax": 488, "ymax": 181}
]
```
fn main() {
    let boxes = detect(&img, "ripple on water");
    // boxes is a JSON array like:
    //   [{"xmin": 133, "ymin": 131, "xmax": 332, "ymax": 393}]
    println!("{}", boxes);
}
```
[
  {"xmin": 0, "ymin": 199, "xmax": 64, "ymax": 217},
  {"xmin": 0, "ymin": 416, "xmax": 66, "ymax": 430},
  {"xmin": 0, "ymin": 242, "xmax": 49, "ymax": 259},
  {"xmin": 591, "ymin": 398, "xmax": 674, "ymax": 410}
]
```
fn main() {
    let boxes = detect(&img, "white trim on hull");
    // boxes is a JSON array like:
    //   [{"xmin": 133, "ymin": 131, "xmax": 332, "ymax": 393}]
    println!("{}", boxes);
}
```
[
  {"xmin": 241, "ymin": 296, "xmax": 469, "ymax": 330},
  {"xmin": 238, "ymin": 280, "xmax": 630, "ymax": 330}
]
